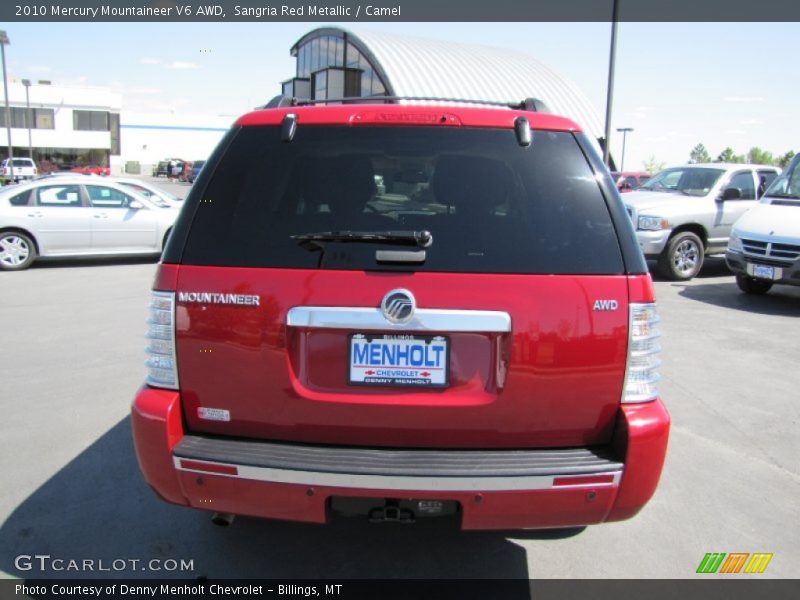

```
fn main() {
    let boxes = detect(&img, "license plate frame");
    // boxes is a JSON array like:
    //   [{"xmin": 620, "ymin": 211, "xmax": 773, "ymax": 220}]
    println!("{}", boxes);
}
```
[
  {"xmin": 748, "ymin": 263, "xmax": 780, "ymax": 280},
  {"xmin": 348, "ymin": 333, "xmax": 450, "ymax": 388}
]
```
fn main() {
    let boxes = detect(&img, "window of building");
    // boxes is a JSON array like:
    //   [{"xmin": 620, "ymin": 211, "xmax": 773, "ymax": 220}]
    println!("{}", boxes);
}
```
[
  {"xmin": 320, "ymin": 37, "xmax": 329, "ymax": 71},
  {"xmin": 334, "ymin": 38, "xmax": 344, "ymax": 67},
  {"xmin": 345, "ymin": 70, "xmax": 361, "ymax": 97},
  {"xmin": 300, "ymin": 44, "xmax": 310, "ymax": 78},
  {"xmin": 310, "ymin": 38, "xmax": 320, "ymax": 73},
  {"xmin": 346, "ymin": 43, "xmax": 360, "ymax": 68},
  {"xmin": 73, "ymin": 110, "xmax": 109, "ymax": 131},
  {"xmin": 1, "ymin": 107, "xmax": 55, "ymax": 129},
  {"xmin": 312, "ymin": 71, "xmax": 328, "ymax": 100},
  {"xmin": 0, "ymin": 107, "xmax": 27, "ymax": 128},
  {"xmin": 109, "ymin": 113, "xmax": 120, "ymax": 155},
  {"xmin": 22, "ymin": 146, "xmax": 109, "ymax": 170},
  {"xmin": 0, "ymin": 107, "xmax": 55, "ymax": 129},
  {"xmin": 361, "ymin": 68, "xmax": 373, "ymax": 97},
  {"xmin": 34, "ymin": 108, "xmax": 54, "ymax": 129},
  {"xmin": 296, "ymin": 36, "xmax": 388, "ymax": 101}
]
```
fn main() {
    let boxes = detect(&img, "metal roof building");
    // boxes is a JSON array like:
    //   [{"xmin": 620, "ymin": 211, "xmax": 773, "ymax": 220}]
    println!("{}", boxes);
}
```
[{"xmin": 281, "ymin": 27, "xmax": 603, "ymax": 141}]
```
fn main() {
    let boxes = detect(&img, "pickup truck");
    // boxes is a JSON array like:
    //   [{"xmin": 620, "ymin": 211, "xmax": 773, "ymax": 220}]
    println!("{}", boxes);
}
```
[
  {"xmin": 1, "ymin": 158, "xmax": 38, "ymax": 183},
  {"xmin": 624, "ymin": 163, "xmax": 780, "ymax": 280}
]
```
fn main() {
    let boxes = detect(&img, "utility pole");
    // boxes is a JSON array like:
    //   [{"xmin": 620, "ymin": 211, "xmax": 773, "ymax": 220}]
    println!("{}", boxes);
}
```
[
  {"xmin": 22, "ymin": 78, "xmax": 32, "ymax": 159},
  {"xmin": 602, "ymin": 0, "xmax": 619, "ymax": 168},
  {"xmin": 1, "ymin": 30, "xmax": 14, "ymax": 182},
  {"xmin": 617, "ymin": 127, "xmax": 634, "ymax": 171}
]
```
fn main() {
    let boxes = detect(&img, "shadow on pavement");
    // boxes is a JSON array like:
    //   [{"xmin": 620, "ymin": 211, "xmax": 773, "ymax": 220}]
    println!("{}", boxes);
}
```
[
  {"xmin": 677, "ymin": 281, "xmax": 800, "ymax": 315},
  {"xmin": 0, "ymin": 417, "xmax": 549, "ymax": 583}
]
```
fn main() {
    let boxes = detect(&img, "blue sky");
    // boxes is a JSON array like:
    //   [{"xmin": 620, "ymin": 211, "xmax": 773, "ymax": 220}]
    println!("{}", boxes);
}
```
[{"xmin": 3, "ymin": 21, "xmax": 797, "ymax": 169}]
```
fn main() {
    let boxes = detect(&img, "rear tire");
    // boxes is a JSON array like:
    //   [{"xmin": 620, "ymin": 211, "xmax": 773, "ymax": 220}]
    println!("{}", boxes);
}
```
[
  {"xmin": 658, "ymin": 231, "xmax": 704, "ymax": 281},
  {"xmin": 735, "ymin": 274, "xmax": 773, "ymax": 295},
  {"xmin": 0, "ymin": 231, "xmax": 37, "ymax": 271}
]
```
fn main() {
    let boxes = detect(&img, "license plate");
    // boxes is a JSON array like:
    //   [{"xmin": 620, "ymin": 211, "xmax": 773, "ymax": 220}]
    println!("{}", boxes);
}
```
[
  {"xmin": 750, "ymin": 263, "xmax": 777, "ymax": 280},
  {"xmin": 349, "ymin": 334, "xmax": 449, "ymax": 387}
]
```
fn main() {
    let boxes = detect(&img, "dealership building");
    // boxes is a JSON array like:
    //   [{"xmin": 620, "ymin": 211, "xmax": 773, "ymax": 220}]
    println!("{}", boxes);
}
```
[
  {"xmin": 0, "ymin": 80, "xmax": 122, "ymax": 171},
  {"xmin": 280, "ymin": 28, "xmax": 603, "ymax": 142},
  {"xmin": 0, "ymin": 79, "xmax": 233, "ymax": 175},
  {"xmin": 0, "ymin": 28, "xmax": 604, "ymax": 174}
]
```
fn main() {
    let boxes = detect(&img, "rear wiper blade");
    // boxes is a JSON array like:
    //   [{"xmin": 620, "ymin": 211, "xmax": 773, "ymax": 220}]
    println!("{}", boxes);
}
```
[{"xmin": 292, "ymin": 230, "xmax": 433, "ymax": 248}]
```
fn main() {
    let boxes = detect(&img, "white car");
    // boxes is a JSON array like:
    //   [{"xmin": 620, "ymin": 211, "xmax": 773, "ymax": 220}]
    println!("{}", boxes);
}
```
[
  {"xmin": 726, "ymin": 154, "xmax": 800, "ymax": 294},
  {"xmin": 0, "ymin": 177, "xmax": 179, "ymax": 270},
  {"xmin": 110, "ymin": 177, "xmax": 185, "ymax": 209}
]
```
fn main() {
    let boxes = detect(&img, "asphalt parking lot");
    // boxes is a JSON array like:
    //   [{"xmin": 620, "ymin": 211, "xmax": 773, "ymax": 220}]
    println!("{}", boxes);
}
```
[{"xmin": 1, "ymin": 178, "xmax": 798, "ymax": 579}]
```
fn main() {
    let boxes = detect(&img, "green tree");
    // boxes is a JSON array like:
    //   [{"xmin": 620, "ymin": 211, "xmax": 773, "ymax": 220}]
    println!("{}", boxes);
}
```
[
  {"xmin": 747, "ymin": 147, "xmax": 774, "ymax": 165},
  {"xmin": 643, "ymin": 155, "xmax": 666, "ymax": 174},
  {"xmin": 689, "ymin": 143, "xmax": 711, "ymax": 164},
  {"xmin": 715, "ymin": 147, "xmax": 745, "ymax": 163},
  {"xmin": 777, "ymin": 150, "xmax": 795, "ymax": 169}
]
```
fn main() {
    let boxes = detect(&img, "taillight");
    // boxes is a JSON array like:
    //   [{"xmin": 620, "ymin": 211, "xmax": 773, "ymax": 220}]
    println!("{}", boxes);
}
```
[
  {"xmin": 145, "ymin": 291, "xmax": 179, "ymax": 389},
  {"xmin": 623, "ymin": 303, "xmax": 661, "ymax": 403}
]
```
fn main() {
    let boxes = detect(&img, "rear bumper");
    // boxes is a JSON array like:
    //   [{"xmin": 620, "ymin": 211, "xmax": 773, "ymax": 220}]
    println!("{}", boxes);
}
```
[{"xmin": 131, "ymin": 387, "xmax": 670, "ymax": 530}]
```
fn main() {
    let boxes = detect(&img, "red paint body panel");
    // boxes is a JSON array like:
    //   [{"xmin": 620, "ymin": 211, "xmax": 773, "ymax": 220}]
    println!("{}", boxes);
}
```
[
  {"xmin": 130, "ymin": 386, "xmax": 187, "ymax": 506},
  {"xmin": 176, "ymin": 473, "xmax": 619, "ymax": 530},
  {"xmin": 153, "ymin": 263, "xmax": 179, "ymax": 291},
  {"xmin": 606, "ymin": 400, "xmax": 671, "ymax": 522},
  {"xmin": 234, "ymin": 104, "xmax": 581, "ymax": 133},
  {"xmin": 174, "ymin": 266, "xmax": 630, "ymax": 448},
  {"xmin": 627, "ymin": 274, "xmax": 656, "ymax": 303},
  {"xmin": 130, "ymin": 386, "xmax": 669, "ymax": 529}
]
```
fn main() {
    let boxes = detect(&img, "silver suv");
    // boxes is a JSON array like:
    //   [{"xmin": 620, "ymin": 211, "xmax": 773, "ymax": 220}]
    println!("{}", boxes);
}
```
[{"xmin": 624, "ymin": 163, "xmax": 780, "ymax": 280}]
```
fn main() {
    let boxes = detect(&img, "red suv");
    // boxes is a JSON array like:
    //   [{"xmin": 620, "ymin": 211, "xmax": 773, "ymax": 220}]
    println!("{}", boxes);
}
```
[{"xmin": 132, "ymin": 98, "xmax": 669, "ymax": 530}]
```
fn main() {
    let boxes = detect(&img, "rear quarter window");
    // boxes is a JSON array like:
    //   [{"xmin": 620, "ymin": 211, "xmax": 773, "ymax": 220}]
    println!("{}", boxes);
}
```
[
  {"xmin": 181, "ymin": 126, "xmax": 624, "ymax": 274},
  {"xmin": 8, "ymin": 190, "xmax": 32, "ymax": 206}
]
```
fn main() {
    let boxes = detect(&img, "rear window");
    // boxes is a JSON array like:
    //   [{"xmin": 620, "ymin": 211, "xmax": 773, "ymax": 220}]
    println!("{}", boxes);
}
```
[{"xmin": 182, "ymin": 126, "xmax": 623, "ymax": 274}]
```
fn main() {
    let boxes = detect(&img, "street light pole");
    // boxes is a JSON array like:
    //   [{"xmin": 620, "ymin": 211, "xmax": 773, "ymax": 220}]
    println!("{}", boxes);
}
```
[
  {"xmin": 617, "ymin": 127, "xmax": 634, "ymax": 171},
  {"xmin": 602, "ymin": 0, "xmax": 620, "ymax": 168},
  {"xmin": 0, "ymin": 30, "xmax": 13, "ymax": 183},
  {"xmin": 22, "ymin": 78, "xmax": 32, "ymax": 159}
]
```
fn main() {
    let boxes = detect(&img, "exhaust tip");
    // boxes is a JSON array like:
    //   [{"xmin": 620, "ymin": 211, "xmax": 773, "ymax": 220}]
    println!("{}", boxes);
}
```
[{"xmin": 211, "ymin": 512, "xmax": 235, "ymax": 527}]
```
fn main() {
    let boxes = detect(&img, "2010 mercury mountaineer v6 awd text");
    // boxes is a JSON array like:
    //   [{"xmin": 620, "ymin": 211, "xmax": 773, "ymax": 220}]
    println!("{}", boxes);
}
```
[{"xmin": 131, "ymin": 97, "xmax": 670, "ymax": 530}]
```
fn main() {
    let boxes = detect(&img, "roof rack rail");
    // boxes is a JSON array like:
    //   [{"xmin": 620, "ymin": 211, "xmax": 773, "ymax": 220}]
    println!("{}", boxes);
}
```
[{"xmin": 262, "ymin": 95, "xmax": 550, "ymax": 112}]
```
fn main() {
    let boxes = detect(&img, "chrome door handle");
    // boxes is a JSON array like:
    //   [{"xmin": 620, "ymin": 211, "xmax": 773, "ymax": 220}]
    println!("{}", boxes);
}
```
[
  {"xmin": 27, "ymin": 211, "xmax": 44, "ymax": 217},
  {"xmin": 93, "ymin": 213, "xmax": 109, "ymax": 219}
]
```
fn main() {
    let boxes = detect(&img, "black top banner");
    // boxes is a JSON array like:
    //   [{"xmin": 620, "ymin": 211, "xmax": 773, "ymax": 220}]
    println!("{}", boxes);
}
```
[{"xmin": 2, "ymin": 0, "xmax": 800, "ymax": 22}]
